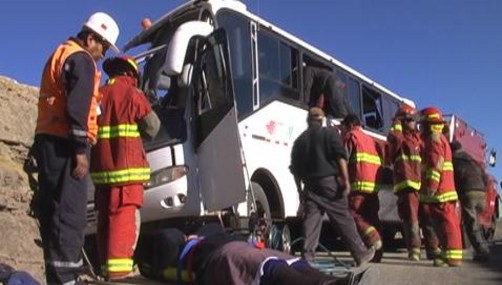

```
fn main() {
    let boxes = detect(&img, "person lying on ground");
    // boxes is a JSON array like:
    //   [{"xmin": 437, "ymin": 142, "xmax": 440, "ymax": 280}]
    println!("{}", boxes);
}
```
[{"xmin": 136, "ymin": 224, "xmax": 379, "ymax": 285}]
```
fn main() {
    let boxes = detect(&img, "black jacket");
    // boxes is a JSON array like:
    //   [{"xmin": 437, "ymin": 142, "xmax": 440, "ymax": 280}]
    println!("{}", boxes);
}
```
[{"xmin": 290, "ymin": 125, "xmax": 347, "ymax": 180}]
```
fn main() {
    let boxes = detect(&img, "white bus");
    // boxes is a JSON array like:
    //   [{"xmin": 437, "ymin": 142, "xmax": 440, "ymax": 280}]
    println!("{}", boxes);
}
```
[{"xmin": 86, "ymin": 0, "xmax": 415, "ymax": 248}]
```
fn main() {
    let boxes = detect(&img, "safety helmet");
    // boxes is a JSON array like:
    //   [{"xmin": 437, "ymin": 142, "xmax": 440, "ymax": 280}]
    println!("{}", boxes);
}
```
[
  {"xmin": 420, "ymin": 106, "xmax": 444, "ymax": 124},
  {"xmin": 83, "ymin": 12, "xmax": 120, "ymax": 53},
  {"xmin": 395, "ymin": 104, "xmax": 418, "ymax": 120},
  {"xmin": 103, "ymin": 56, "xmax": 139, "ymax": 78}
]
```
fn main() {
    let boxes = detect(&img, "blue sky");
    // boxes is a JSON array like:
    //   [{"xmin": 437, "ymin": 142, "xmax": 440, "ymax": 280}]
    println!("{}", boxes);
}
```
[{"xmin": 1, "ymin": 0, "xmax": 502, "ymax": 181}]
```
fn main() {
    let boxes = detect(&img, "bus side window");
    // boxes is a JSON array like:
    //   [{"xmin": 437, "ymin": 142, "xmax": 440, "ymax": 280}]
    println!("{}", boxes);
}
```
[{"xmin": 362, "ymin": 85, "xmax": 384, "ymax": 132}]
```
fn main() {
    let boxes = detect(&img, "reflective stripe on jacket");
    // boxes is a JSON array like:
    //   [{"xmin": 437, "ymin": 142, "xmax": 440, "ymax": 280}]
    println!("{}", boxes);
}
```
[
  {"xmin": 36, "ymin": 39, "xmax": 101, "ymax": 144},
  {"xmin": 420, "ymin": 128, "xmax": 458, "ymax": 203},
  {"xmin": 344, "ymin": 127, "xmax": 381, "ymax": 193},
  {"xmin": 90, "ymin": 76, "xmax": 152, "ymax": 186},
  {"xmin": 387, "ymin": 131, "xmax": 423, "ymax": 193}
]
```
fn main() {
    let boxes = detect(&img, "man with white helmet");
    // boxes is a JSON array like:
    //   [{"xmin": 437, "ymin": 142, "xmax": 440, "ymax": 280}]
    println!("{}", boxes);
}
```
[{"xmin": 33, "ymin": 12, "xmax": 119, "ymax": 285}]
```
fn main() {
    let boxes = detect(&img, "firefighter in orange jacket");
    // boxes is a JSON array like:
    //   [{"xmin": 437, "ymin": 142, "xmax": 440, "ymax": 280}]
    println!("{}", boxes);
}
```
[
  {"xmin": 419, "ymin": 107, "xmax": 463, "ymax": 267},
  {"xmin": 33, "ymin": 12, "xmax": 119, "ymax": 285},
  {"xmin": 385, "ymin": 105, "xmax": 423, "ymax": 261},
  {"xmin": 341, "ymin": 114, "xmax": 383, "ymax": 258},
  {"xmin": 90, "ymin": 56, "xmax": 160, "ymax": 280}
]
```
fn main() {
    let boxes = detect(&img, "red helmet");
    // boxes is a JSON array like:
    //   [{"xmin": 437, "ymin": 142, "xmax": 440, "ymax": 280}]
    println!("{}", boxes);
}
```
[
  {"xmin": 420, "ymin": 106, "xmax": 444, "ymax": 124},
  {"xmin": 395, "ymin": 104, "xmax": 417, "ymax": 119},
  {"xmin": 103, "ymin": 56, "xmax": 139, "ymax": 77}
]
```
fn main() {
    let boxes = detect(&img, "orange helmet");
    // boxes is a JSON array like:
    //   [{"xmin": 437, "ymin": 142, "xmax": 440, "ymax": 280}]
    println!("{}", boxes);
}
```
[
  {"xmin": 103, "ymin": 56, "xmax": 139, "ymax": 77},
  {"xmin": 395, "ymin": 104, "xmax": 417, "ymax": 119},
  {"xmin": 420, "ymin": 106, "xmax": 444, "ymax": 124}
]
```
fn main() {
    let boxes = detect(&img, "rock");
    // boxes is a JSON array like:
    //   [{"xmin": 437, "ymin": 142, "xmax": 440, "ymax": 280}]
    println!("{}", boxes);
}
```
[{"xmin": 0, "ymin": 76, "xmax": 44, "ymax": 282}]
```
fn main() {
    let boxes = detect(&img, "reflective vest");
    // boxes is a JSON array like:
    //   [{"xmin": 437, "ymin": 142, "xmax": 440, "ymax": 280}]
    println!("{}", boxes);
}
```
[
  {"xmin": 420, "ymin": 127, "xmax": 458, "ymax": 203},
  {"xmin": 389, "ymin": 131, "xmax": 422, "ymax": 193},
  {"xmin": 36, "ymin": 39, "xmax": 101, "ymax": 144},
  {"xmin": 90, "ymin": 76, "xmax": 151, "ymax": 186},
  {"xmin": 345, "ymin": 127, "xmax": 381, "ymax": 193}
]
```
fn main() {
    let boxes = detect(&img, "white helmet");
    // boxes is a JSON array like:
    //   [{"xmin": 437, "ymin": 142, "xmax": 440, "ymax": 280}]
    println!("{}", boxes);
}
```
[{"xmin": 83, "ymin": 12, "xmax": 120, "ymax": 53}]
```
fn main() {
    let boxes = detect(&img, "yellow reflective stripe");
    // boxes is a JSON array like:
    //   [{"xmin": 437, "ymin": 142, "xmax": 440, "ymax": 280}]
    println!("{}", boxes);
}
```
[
  {"xmin": 395, "ymin": 154, "xmax": 422, "ymax": 163},
  {"xmin": 443, "ymin": 161, "xmax": 453, "ymax": 171},
  {"xmin": 98, "ymin": 124, "xmax": 140, "ymax": 139},
  {"xmin": 426, "ymin": 169, "xmax": 441, "ymax": 182},
  {"xmin": 393, "ymin": 180, "xmax": 421, "ymax": 192},
  {"xmin": 162, "ymin": 267, "xmax": 194, "ymax": 283},
  {"xmin": 436, "ymin": 191, "xmax": 458, "ymax": 202},
  {"xmin": 91, "ymin": 167, "xmax": 151, "ymax": 184},
  {"xmin": 445, "ymin": 249, "xmax": 463, "ymax": 260},
  {"xmin": 351, "ymin": 181, "xmax": 378, "ymax": 192},
  {"xmin": 107, "ymin": 258, "xmax": 133, "ymax": 273},
  {"xmin": 427, "ymin": 113, "xmax": 441, "ymax": 119},
  {"xmin": 363, "ymin": 226, "xmax": 377, "ymax": 236},
  {"xmin": 352, "ymin": 153, "xmax": 382, "ymax": 165},
  {"xmin": 420, "ymin": 191, "xmax": 458, "ymax": 203}
]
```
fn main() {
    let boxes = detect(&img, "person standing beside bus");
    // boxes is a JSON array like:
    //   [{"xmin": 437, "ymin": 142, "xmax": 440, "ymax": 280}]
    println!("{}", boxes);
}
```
[
  {"xmin": 290, "ymin": 108, "xmax": 375, "ymax": 266},
  {"xmin": 419, "ymin": 107, "xmax": 463, "ymax": 267},
  {"xmin": 90, "ymin": 56, "xmax": 160, "ymax": 280},
  {"xmin": 450, "ymin": 141, "xmax": 490, "ymax": 262},
  {"xmin": 32, "ymin": 12, "xmax": 119, "ymax": 285},
  {"xmin": 341, "ymin": 114, "xmax": 383, "ymax": 261},
  {"xmin": 385, "ymin": 105, "xmax": 423, "ymax": 261}
]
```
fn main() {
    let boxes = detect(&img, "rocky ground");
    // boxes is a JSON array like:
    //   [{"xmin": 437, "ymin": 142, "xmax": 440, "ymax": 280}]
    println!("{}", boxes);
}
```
[{"xmin": 0, "ymin": 76, "xmax": 44, "ymax": 282}]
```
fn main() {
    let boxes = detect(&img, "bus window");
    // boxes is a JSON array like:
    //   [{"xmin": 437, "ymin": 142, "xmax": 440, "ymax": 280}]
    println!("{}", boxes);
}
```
[
  {"xmin": 216, "ymin": 11, "xmax": 253, "ymax": 118},
  {"xmin": 347, "ymin": 75, "xmax": 361, "ymax": 117},
  {"xmin": 362, "ymin": 85, "xmax": 384, "ymax": 131},
  {"xmin": 381, "ymin": 95, "xmax": 399, "ymax": 132},
  {"xmin": 258, "ymin": 29, "xmax": 299, "ymax": 103}
]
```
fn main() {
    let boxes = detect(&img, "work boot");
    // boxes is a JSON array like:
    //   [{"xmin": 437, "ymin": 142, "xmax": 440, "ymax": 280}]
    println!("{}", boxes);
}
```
[
  {"xmin": 355, "ymin": 247, "xmax": 376, "ymax": 267},
  {"xmin": 426, "ymin": 248, "xmax": 441, "ymax": 260},
  {"xmin": 371, "ymin": 249, "xmax": 383, "ymax": 263},
  {"xmin": 473, "ymin": 251, "xmax": 490, "ymax": 263},
  {"xmin": 433, "ymin": 257, "xmax": 448, "ymax": 267},
  {"xmin": 408, "ymin": 248, "xmax": 421, "ymax": 261}
]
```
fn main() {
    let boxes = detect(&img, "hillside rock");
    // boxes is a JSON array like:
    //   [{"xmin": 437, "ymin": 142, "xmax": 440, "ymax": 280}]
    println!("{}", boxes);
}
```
[{"xmin": 0, "ymin": 76, "xmax": 44, "ymax": 282}]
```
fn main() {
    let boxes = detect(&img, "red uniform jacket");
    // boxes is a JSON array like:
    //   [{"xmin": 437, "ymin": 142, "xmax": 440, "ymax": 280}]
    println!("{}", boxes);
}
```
[
  {"xmin": 90, "ymin": 76, "xmax": 152, "ymax": 186},
  {"xmin": 421, "ymin": 127, "xmax": 457, "ymax": 203},
  {"xmin": 344, "ymin": 127, "xmax": 381, "ymax": 193}
]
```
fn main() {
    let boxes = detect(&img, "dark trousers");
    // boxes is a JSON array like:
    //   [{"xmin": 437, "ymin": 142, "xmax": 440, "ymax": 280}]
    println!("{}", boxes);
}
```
[
  {"xmin": 34, "ymin": 135, "xmax": 88, "ymax": 284},
  {"xmin": 302, "ymin": 176, "xmax": 367, "ymax": 261},
  {"xmin": 397, "ymin": 189, "xmax": 421, "ymax": 251},
  {"xmin": 460, "ymin": 191, "xmax": 490, "ymax": 256}
]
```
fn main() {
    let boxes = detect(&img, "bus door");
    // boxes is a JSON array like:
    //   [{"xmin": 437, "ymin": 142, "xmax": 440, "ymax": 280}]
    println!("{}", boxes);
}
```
[{"xmin": 191, "ymin": 29, "xmax": 247, "ymax": 211}]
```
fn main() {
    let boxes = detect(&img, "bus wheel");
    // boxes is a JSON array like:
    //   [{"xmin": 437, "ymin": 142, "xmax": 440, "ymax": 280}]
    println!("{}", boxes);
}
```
[{"xmin": 268, "ymin": 223, "xmax": 291, "ymax": 253}]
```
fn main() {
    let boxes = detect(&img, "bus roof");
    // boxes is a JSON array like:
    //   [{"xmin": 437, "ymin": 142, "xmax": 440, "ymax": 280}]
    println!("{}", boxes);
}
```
[{"xmin": 125, "ymin": 0, "xmax": 414, "ymax": 106}]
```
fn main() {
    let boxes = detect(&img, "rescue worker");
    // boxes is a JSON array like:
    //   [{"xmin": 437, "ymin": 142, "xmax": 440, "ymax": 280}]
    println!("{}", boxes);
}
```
[
  {"xmin": 419, "ymin": 107, "xmax": 463, "ymax": 267},
  {"xmin": 450, "ymin": 141, "xmax": 491, "ymax": 261},
  {"xmin": 385, "ymin": 105, "xmax": 423, "ymax": 260},
  {"xmin": 290, "ymin": 108, "xmax": 375, "ymax": 266},
  {"xmin": 90, "ymin": 56, "xmax": 160, "ymax": 280},
  {"xmin": 341, "ymin": 114, "xmax": 383, "ymax": 260},
  {"xmin": 303, "ymin": 66, "xmax": 350, "ymax": 121},
  {"xmin": 33, "ymin": 12, "xmax": 119, "ymax": 285}
]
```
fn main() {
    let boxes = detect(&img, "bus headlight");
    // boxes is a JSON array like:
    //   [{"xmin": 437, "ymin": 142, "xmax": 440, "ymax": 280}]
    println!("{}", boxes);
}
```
[{"xmin": 144, "ymin": 165, "xmax": 188, "ymax": 189}]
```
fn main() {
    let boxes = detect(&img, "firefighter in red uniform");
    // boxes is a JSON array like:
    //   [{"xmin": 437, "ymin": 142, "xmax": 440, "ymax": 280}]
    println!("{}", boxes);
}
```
[
  {"xmin": 385, "ymin": 105, "xmax": 423, "ymax": 261},
  {"xmin": 419, "ymin": 107, "xmax": 463, "ymax": 267},
  {"xmin": 33, "ymin": 12, "xmax": 119, "ymax": 285},
  {"xmin": 90, "ymin": 56, "xmax": 160, "ymax": 280},
  {"xmin": 341, "ymin": 114, "xmax": 383, "ymax": 259}
]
